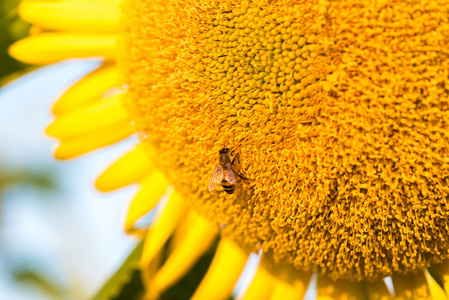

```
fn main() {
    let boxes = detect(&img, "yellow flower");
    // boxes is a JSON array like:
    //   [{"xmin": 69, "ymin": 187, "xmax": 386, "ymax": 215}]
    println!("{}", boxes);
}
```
[{"xmin": 9, "ymin": 0, "xmax": 449, "ymax": 299}]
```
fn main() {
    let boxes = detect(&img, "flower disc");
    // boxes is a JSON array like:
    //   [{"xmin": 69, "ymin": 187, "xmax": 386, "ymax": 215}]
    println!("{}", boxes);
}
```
[{"xmin": 121, "ymin": 0, "xmax": 449, "ymax": 281}]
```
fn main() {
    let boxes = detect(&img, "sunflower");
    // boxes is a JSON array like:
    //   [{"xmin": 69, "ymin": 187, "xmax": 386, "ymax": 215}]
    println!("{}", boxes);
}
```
[{"xmin": 9, "ymin": 0, "xmax": 449, "ymax": 299}]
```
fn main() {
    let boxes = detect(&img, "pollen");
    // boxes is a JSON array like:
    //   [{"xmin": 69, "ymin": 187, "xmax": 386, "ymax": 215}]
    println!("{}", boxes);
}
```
[{"xmin": 122, "ymin": 0, "xmax": 449, "ymax": 281}]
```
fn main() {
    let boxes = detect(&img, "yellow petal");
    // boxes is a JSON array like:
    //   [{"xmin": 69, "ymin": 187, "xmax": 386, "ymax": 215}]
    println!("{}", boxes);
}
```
[
  {"xmin": 269, "ymin": 265, "xmax": 311, "ymax": 300},
  {"xmin": 433, "ymin": 261, "xmax": 449, "ymax": 297},
  {"xmin": 425, "ymin": 270, "xmax": 449, "ymax": 300},
  {"xmin": 9, "ymin": 33, "xmax": 116, "ymax": 64},
  {"xmin": 240, "ymin": 265, "xmax": 274, "ymax": 300},
  {"xmin": 95, "ymin": 144, "xmax": 153, "ymax": 192},
  {"xmin": 141, "ymin": 191, "xmax": 186, "ymax": 289},
  {"xmin": 150, "ymin": 211, "xmax": 218, "ymax": 298},
  {"xmin": 166, "ymin": 212, "xmax": 191, "ymax": 254},
  {"xmin": 392, "ymin": 271, "xmax": 432, "ymax": 300},
  {"xmin": 19, "ymin": 0, "xmax": 120, "ymax": 33},
  {"xmin": 52, "ymin": 65, "xmax": 120, "ymax": 115},
  {"xmin": 191, "ymin": 238, "xmax": 248, "ymax": 300},
  {"xmin": 53, "ymin": 119, "xmax": 135, "ymax": 160},
  {"xmin": 46, "ymin": 93, "xmax": 128, "ymax": 138},
  {"xmin": 144, "ymin": 247, "xmax": 164, "ymax": 296},
  {"xmin": 125, "ymin": 170, "xmax": 169, "ymax": 236},
  {"xmin": 317, "ymin": 276, "xmax": 368, "ymax": 300}
]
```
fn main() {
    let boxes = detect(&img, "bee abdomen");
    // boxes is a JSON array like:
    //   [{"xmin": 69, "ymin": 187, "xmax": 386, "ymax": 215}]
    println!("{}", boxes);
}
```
[
  {"xmin": 222, "ymin": 181, "xmax": 235, "ymax": 194},
  {"xmin": 223, "ymin": 186, "xmax": 235, "ymax": 194}
]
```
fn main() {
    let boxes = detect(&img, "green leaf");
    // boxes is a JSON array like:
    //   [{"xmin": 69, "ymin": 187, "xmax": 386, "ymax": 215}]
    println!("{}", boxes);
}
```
[
  {"xmin": 110, "ymin": 270, "xmax": 144, "ymax": 300},
  {"xmin": 0, "ymin": 167, "xmax": 57, "ymax": 192},
  {"xmin": 0, "ymin": 0, "xmax": 31, "ymax": 80},
  {"xmin": 12, "ymin": 268, "xmax": 69, "ymax": 300},
  {"xmin": 92, "ymin": 241, "xmax": 144, "ymax": 300}
]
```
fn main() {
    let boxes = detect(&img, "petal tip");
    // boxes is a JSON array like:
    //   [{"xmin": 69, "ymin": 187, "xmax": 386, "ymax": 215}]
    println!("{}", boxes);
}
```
[
  {"xmin": 94, "ymin": 177, "xmax": 111, "ymax": 192},
  {"xmin": 45, "ymin": 122, "xmax": 56, "ymax": 136},
  {"xmin": 8, "ymin": 42, "xmax": 22, "ymax": 62}
]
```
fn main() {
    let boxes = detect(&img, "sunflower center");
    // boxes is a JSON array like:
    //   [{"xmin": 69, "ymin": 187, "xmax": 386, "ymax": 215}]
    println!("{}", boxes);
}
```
[{"xmin": 122, "ymin": 0, "xmax": 449, "ymax": 280}]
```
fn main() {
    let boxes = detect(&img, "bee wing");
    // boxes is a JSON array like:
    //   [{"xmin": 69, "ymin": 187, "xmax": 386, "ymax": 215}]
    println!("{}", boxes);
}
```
[
  {"xmin": 224, "ymin": 162, "xmax": 237, "ymax": 185},
  {"xmin": 208, "ymin": 163, "xmax": 224, "ymax": 192}
]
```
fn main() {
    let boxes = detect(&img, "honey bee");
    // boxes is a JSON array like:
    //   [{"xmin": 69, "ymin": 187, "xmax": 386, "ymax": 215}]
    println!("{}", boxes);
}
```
[{"xmin": 208, "ymin": 147, "xmax": 248, "ymax": 194}]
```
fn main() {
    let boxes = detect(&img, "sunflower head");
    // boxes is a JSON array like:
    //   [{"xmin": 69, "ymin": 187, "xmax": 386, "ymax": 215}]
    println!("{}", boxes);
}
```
[{"xmin": 122, "ymin": 0, "xmax": 449, "ymax": 281}]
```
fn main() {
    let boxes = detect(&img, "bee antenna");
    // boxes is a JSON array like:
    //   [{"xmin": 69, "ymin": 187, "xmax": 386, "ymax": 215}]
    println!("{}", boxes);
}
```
[{"xmin": 224, "ymin": 137, "xmax": 230, "ymax": 148}]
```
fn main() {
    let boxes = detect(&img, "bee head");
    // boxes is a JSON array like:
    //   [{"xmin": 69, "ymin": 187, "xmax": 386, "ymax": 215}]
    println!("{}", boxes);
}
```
[{"xmin": 219, "ymin": 147, "xmax": 230, "ymax": 155}]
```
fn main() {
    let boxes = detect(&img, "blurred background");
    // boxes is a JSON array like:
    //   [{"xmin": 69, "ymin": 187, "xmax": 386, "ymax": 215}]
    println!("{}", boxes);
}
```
[{"xmin": 0, "ymin": 1, "xmax": 138, "ymax": 299}]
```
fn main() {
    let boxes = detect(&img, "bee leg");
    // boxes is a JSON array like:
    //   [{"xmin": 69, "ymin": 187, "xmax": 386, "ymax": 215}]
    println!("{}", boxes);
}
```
[
  {"xmin": 231, "ymin": 153, "xmax": 250, "ymax": 180},
  {"xmin": 232, "ymin": 166, "xmax": 251, "ymax": 181},
  {"xmin": 231, "ymin": 152, "xmax": 240, "ymax": 165},
  {"xmin": 235, "ymin": 171, "xmax": 251, "ymax": 181}
]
